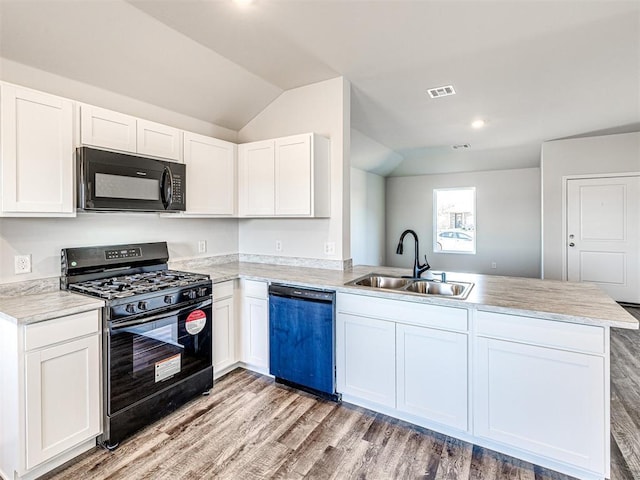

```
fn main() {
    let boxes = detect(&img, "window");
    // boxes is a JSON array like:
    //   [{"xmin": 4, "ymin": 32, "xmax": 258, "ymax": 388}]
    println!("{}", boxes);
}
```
[{"xmin": 433, "ymin": 187, "xmax": 476, "ymax": 254}]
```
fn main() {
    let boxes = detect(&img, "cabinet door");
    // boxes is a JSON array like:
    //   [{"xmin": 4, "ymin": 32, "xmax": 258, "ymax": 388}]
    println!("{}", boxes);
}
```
[
  {"xmin": 24, "ymin": 335, "xmax": 100, "ymax": 469},
  {"xmin": 137, "ymin": 119, "xmax": 182, "ymax": 161},
  {"xmin": 240, "ymin": 296, "xmax": 269, "ymax": 372},
  {"xmin": 396, "ymin": 324, "xmax": 468, "ymax": 431},
  {"xmin": 213, "ymin": 296, "xmax": 236, "ymax": 377},
  {"xmin": 1, "ymin": 85, "xmax": 74, "ymax": 213},
  {"xmin": 238, "ymin": 140, "xmax": 275, "ymax": 216},
  {"xmin": 80, "ymin": 104, "xmax": 137, "ymax": 152},
  {"xmin": 336, "ymin": 313, "xmax": 395, "ymax": 408},
  {"xmin": 474, "ymin": 337, "xmax": 606, "ymax": 474},
  {"xmin": 275, "ymin": 134, "xmax": 311, "ymax": 216},
  {"xmin": 184, "ymin": 132, "xmax": 236, "ymax": 215}
]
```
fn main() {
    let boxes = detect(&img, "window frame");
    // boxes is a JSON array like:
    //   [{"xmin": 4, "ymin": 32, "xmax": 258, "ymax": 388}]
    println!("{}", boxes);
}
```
[{"xmin": 433, "ymin": 187, "xmax": 476, "ymax": 255}]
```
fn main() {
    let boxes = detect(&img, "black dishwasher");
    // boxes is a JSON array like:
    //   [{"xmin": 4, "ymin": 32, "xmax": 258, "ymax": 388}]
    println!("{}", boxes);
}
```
[{"xmin": 268, "ymin": 284, "xmax": 339, "ymax": 401}]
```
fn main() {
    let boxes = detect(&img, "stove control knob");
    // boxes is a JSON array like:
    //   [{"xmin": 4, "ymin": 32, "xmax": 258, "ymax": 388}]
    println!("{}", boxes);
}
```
[
  {"xmin": 125, "ymin": 304, "xmax": 136, "ymax": 314},
  {"xmin": 164, "ymin": 295, "xmax": 173, "ymax": 305},
  {"xmin": 197, "ymin": 287, "xmax": 208, "ymax": 297},
  {"xmin": 138, "ymin": 301, "xmax": 149, "ymax": 311},
  {"xmin": 186, "ymin": 290, "xmax": 197, "ymax": 300}
]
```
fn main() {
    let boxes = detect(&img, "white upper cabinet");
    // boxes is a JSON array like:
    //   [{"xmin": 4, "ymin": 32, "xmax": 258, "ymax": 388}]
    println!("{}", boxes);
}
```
[
  {"xmin": 80, "ymin": 104, "xmax": 137, "ymax": 153},
  {"xmin": 81, "ymin": 105, "xmax": 182, "ymax": 161},
  {"xmin": 137, "ymin": 118, "xmax": 182, "ymax": 162},
  {"xmin": 183, "ymin": 132, "xmax": 236, "ymax": 215},
  {"xmin": 238, "ymin": 133, "xmax": 330, "ymax": 217},
  {"xmin": 0, "ymin": 84, "xmax": 74, "ymax": 215},
  {"xmin": 238, "ymin": 139, "xmax": 275, "ymax": 216}
]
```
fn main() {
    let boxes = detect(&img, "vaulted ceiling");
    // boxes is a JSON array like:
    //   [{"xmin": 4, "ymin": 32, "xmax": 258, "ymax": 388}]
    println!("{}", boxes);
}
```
[{"xmin": 1, "ymin": 0, "xmax": 638, "ymax": 175}]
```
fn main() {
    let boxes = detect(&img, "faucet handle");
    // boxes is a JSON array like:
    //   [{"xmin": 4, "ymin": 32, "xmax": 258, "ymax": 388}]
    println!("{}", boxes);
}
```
[{"xmin": 431, "ymin": 271, "xmax": 446, "ymax": 283}]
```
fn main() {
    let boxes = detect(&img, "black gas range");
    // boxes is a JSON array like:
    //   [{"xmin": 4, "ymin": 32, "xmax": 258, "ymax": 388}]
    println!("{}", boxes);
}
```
[{"xmin": 61, "ymin": 242, "xmax": 213, "ymax": 449}]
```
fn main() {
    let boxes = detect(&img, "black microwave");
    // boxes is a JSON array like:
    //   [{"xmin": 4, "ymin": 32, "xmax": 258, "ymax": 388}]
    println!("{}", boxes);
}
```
[{"xmin": 77, "ymin": 147, "xmax": 186, "ymax": 212}]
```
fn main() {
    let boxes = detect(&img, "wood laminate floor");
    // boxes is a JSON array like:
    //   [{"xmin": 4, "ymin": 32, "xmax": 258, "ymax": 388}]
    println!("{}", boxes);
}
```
[{"xmin": 44, "ymin": 306, "xmax": 640, "ymax": 480}]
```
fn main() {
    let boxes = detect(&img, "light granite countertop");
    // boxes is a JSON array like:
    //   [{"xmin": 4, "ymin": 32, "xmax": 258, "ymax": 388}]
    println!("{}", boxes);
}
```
[
  {"xmin": 0, "ymin": 261, "xmax": 637, "ymax": 329},
  {"xmin": 0, "ymin": 291, "xmax": 104, "ymax": 325},
  {"xmin": 171, "ymin": 261, "xmax": 639, "ymax": 330}
]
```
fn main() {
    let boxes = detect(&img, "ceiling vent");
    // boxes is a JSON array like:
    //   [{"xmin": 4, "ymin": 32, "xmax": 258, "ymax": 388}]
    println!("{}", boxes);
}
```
[
  {"xmin": 427, "ymin": 85, "xmax": 456, "ymax": 98},
  {"xmin": 452, "ymin": 144, "xmax": 471, "ymax": 150}
]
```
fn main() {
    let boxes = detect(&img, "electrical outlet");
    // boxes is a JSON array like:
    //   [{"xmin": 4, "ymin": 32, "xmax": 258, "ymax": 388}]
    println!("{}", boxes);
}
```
[
  {"xmin": 491, "ymin": 262, "xmax": 497, "ymax": 269},
  {"xmin": 275, "ymin": 240, "xmax": 282, "ymax": 252},
  {"xmin": 324, "ymin": 242, "xmax": 335, "ymax": 255},
  {"xmin": 198, "ymin": 240, "xmax": 207, "ymax": 253},
  {"xmin": 15, "ymin": 254, "xmax": 32, "ymax": 274}
]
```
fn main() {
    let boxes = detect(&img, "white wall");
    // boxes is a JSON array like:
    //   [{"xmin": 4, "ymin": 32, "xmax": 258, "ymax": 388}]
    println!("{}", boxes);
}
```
[
  {"xmin": 386, "ymin": 168, "xmax": 541, "ymax": 277},
  {"xmin": 237, "ymin": 77, "xmax": 351, "ymax": 261},
  {"xmin": 541, "ymin": 132, "xmax": 640, "ymax": 280},
  {"xmin": 351, "ymin": 168, "xmax": 386, "ymax": 266},
  {"xmin": 350, "ymin": 128, "xmax": 403, "ymax": 176},
  {"xmin": 0, "ymin": 215, "xmax": 237, "ymax": 283},
  {"xmin": 0, "ymin": 61, "xmax": 239, "ymax": 284}
]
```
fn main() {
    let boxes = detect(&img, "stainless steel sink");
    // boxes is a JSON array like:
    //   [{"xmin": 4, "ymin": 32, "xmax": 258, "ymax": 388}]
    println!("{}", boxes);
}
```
[
  {"xmin": 350, "ymin": 274, "xmax": 413, "ymax": 290},
  {"xmin": 405, "ymin": 280, "xmax": 471, "ymax": 297},
  {"xmin": 346, "ymin": 273, "xmax": 473, "ymax": 299}
]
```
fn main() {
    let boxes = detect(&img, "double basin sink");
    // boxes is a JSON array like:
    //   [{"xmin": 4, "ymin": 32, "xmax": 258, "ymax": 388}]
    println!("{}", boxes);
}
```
[{"xmin": 346, "ymin": 273, "xmax": 473, "ymax": 299}]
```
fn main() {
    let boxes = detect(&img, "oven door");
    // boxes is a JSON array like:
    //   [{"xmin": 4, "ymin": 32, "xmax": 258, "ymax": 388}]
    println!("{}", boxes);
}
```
[
  {"xmin": 107, "ymin": 298, "xmax": 212, "ymax": 415},
  {"xmin": 77, "ymin": 146, "xmax": 186, "ymax": 212}
]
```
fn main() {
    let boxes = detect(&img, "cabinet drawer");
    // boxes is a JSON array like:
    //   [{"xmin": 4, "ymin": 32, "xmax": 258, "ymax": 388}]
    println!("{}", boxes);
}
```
[
  {"xmin": 213, "ymin": 280, "xmax": 234, "ymax": 300},
  {"xmin": 242, "ymin": 279, "xmax": 267, "ymax": 299},
  {"xmin": 337, "ymin": 293, "xmax": 468, "ymax": 332},
  {"xmin": 476, "ymin": 310, "xmax": 604, "ymax": 354},
  {"xmin": 25, "ymin": 310, "xmax": 100, "ymax": 351}
]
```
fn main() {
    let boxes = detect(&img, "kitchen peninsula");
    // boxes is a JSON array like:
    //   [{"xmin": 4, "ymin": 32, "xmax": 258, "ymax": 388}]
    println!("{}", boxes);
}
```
[{"xmin": 1, "ymin": 262, "xmax": 636, "ymax": 480}]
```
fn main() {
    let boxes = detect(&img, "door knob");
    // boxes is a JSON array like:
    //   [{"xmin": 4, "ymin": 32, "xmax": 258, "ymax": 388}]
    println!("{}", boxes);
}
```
[{"xmin": 569, "ymin": 242, "xmax": 575, "ymax": 247}]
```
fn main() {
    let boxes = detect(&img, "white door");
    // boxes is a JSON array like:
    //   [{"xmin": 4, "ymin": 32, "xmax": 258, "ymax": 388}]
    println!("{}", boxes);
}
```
[
  {"xmin": 238, "ymin": 140, "xmax": 275, "ymax": 216},
  {"xmin": 184, "ymin": 132, "xmax": 237, "ymax": 215},
  {"xmin": 137, "ymin": 119, "xmax": 182, "ymax": 161},
  {"xmin": 275, "ymin": 134, "xmax": 311, "ymax": 216},
  {"xmin": 336, "ymin": 313, "xmax": 396, "ymax": 408},
  {"xmin": 80, "ymin": 104, "xmax": 137, "ymax": 153},
  {"xmin": 25, "ymin": 335, "xmax": 101, "ymax": 469},
  {"xmin": 240, "ymin": 296, "xmax": 269, "ymax": 372},
  {"xmin": 474, "ymin": 337, "xmax": 606, "ymax": 475},
  {"xmin": 213, "ymin": 296, "xmax": 236, "ymax": 377},
  {"xmin": 396, "ymin": 324, "xmax": 468, "ymax": 431},
  {"xmin": 567, "ymin": 176, "xmax": 640, "ymax": 303}
]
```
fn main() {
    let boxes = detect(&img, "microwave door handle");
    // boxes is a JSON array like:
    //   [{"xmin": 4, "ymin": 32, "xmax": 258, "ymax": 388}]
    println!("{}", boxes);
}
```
[
  {"xmin": 161, "ymin": 166, "xmax": 173, "ymax": 209},
  {"xmin": 111, "ymin": 298, "xmax": 212, "ymax": 330}
]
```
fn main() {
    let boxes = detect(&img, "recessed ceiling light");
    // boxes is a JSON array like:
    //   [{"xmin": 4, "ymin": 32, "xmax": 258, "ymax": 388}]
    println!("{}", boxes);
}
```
[
  {"xmin": 233, "ymin": 0, "xmax": 254, "ymax": 7},
  {"xmin": 427, "ymin": 85, "xmax": 456, "ymax": 98},
  {"xmin": 471, "ymin": 119, "xmax": 485, "ymax": 129}
]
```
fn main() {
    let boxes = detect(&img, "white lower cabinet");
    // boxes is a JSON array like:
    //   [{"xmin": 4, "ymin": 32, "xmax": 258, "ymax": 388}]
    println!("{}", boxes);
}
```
[
  {"xmin": 336, "ymin": 293, "xmax": 469, "ymax": 428},
  {"xmin": 25, "ymin": 334, "xmax": 101, "ymax": 469},
  {"xmin": 336, "ymin": 313, "xmax": 396, "ymax": 408},
  {"xmin": 474, "ymin": 311, "xmax": 608, "ymax": 477},
  {"xmin": 239, "ymin": 279, "xmax": 269, "ymax": 373},
  {"xmin": 0, "ymin": 309, "xmax": 102, "ymax": 480},
  {"xmin": 337, "ymin": 294, "xmax": 609, "ymax": 479},
  {"xmin": 396, "ymin": 324, "xmax": 468, "ymax": 431},
  {"xmin": 213, "ymin": 281, "xmax": 237, "ymax": 378}
]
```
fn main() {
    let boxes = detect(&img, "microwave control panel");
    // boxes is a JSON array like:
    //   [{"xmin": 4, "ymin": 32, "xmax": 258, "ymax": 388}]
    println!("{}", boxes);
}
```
[{"xmin": 172, "ymin": 173, "xmax": 184, "ymax": 204}]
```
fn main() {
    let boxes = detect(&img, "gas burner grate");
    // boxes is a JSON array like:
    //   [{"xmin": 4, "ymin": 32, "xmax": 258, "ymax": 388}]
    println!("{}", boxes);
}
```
[{"xmin": 68, "ymin": 270, "xmax": 210, "ymax": 300}]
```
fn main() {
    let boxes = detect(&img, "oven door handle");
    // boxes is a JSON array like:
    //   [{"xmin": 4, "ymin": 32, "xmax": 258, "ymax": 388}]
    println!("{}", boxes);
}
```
[{"xmin": 111, "ymin": 298, "xmax": 212, "ymax": 330}]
